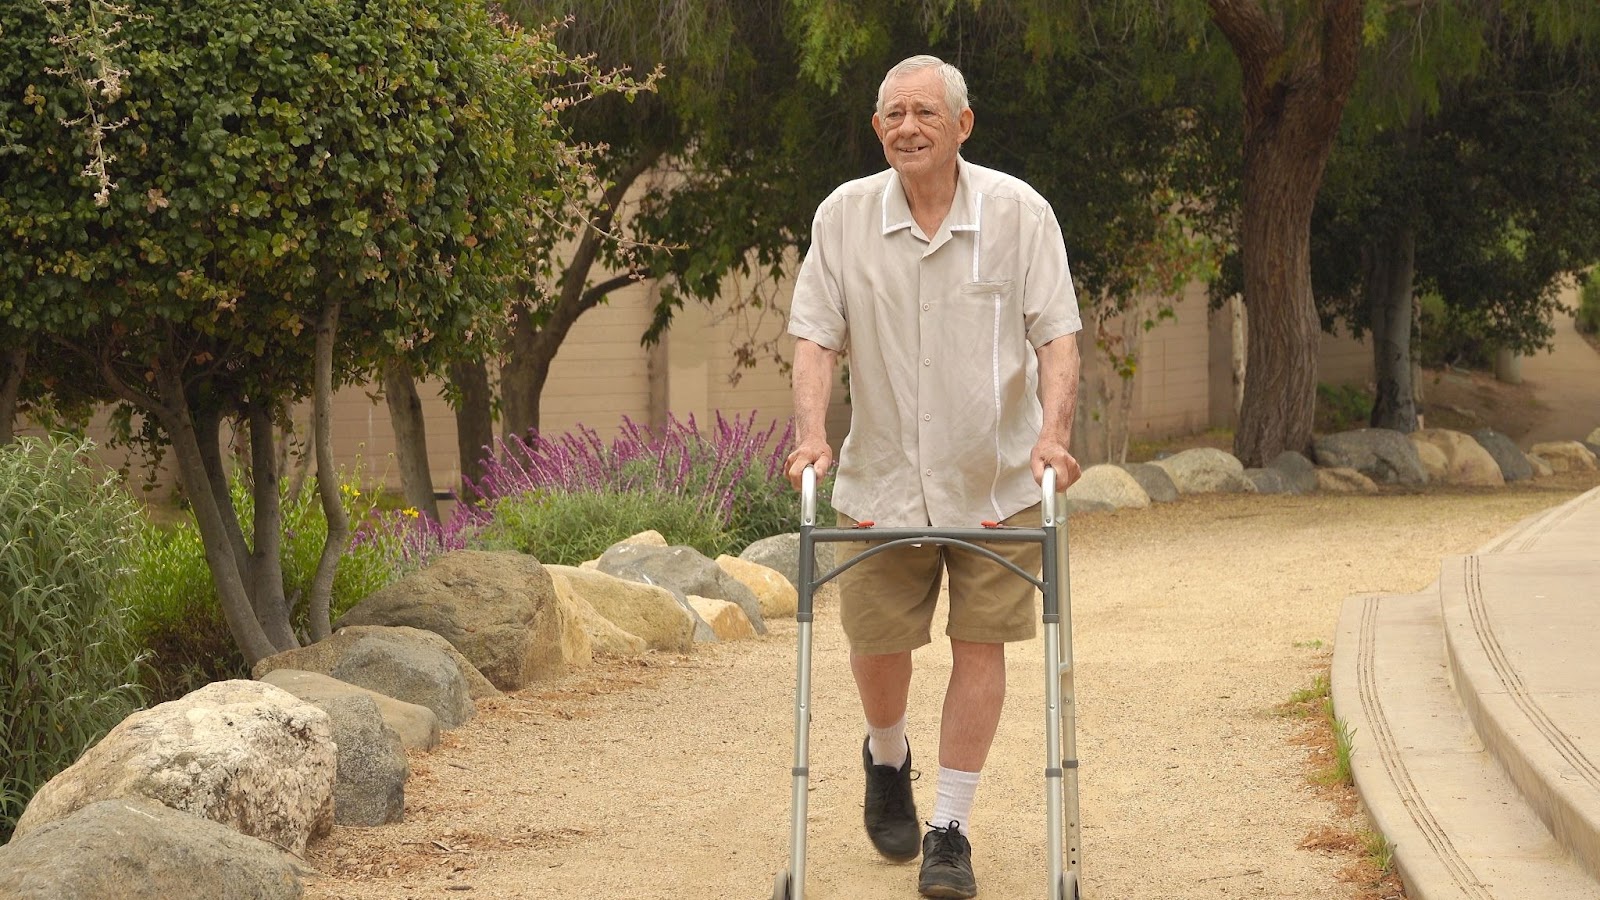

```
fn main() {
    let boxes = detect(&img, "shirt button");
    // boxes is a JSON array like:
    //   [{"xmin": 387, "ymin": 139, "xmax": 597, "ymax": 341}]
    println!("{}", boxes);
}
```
[
  {"xmin": 925, "ymin": 469, "xmax": 933, "ymax": 477},
  {"xmin": 923, "ymin": 414, "xmax": 931, "ymax": 421},
  {"xmin": 923, "ymin": 358, "xmax": 931, "ymax": 366},
  {"xmin": 923, "ymin": 303, "xmax": 931, "ymax": 311}
]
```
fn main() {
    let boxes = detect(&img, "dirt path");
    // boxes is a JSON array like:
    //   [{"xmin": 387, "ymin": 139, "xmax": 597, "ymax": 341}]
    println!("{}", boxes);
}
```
[
  {"xmin": 1515, "ymin": 297, "xmax": 1600, "ymax": 445},
  {"xmin": 303, "ymin": 476, "xmax": 1598, "ymax": 900}
]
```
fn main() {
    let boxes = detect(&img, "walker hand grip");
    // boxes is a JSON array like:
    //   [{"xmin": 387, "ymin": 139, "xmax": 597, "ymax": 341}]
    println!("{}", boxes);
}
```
[
  {"xmin": 801, "ymin": 465, "xmax": 818, "ymax": 527},
  {"xmin": 1042, "ymin": 465, "xmax": 1059, "ymax": 525}
]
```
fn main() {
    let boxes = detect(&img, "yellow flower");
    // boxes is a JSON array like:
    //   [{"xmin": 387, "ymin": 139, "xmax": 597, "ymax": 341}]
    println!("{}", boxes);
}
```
[{"xmin": 402, "ymin": 507, "xmax": 420, "ymax": 519}]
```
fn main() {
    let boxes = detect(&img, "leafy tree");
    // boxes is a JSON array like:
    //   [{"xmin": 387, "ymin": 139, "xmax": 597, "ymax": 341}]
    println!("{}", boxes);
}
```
[
  {"xmin": 1314, "ymin": 15, "xmax": 1600, "ymax": 431},
  {"xmin": 1, "ymin": 0, "xmax": 614, "ymax": 662}
]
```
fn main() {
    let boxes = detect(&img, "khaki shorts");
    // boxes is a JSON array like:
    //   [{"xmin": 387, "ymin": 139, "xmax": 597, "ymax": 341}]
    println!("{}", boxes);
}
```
[{"xmin": 835, "ymin": 505, "xmax": 1043, "ymax": 655}]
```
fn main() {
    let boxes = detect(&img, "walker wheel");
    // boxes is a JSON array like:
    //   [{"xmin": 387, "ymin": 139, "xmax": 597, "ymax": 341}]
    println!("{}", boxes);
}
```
[{"xmin": 771, "ymin": 871, "xmax": 791, "ymax": 900}]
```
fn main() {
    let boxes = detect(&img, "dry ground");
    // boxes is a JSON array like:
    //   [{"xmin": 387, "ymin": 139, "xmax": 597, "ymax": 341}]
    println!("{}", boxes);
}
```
[{"xmin": 303, "ymin": 473, "xmax": 1600, "ymax": 900}]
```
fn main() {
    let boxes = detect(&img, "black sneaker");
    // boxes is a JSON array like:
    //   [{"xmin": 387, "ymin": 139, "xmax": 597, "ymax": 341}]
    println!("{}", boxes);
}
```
[
  {"xmin": 918, "ymin": 822, "xmax": 977, "ymax": 898},
  {"xmin": 861, "ymin": 737, "xmax": 920, "ymax": 862}
]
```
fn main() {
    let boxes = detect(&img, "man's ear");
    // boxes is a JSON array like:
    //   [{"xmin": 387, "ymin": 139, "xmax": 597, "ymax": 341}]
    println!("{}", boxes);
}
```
[
  {"xmin": 871, "ymin": 112, "xmax": 885, "ymax": 140},
  {"xmin": 957, "ymin": 108, "xmax": 974, "ymax": 144}
]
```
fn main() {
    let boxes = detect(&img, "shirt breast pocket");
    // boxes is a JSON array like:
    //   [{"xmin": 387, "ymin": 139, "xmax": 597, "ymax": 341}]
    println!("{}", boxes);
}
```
[{"xmin": 958, "ymin": 279, "xmax": 1014, "ymax": 299}]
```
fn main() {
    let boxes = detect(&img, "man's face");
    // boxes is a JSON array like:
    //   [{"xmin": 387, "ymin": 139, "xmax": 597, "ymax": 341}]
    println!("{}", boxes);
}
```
[{"xmin": 872, "ymin": 68, "xmax": 973, "ymax": 183}]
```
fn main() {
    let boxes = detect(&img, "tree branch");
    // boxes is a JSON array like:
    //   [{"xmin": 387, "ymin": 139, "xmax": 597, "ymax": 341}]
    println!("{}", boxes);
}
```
[
  {"xmin": 307, "ymin": 298, "xmax": 347, "ymax": 643},
  {"xmin": 0, "ymin": 347, "xmax": 26, "ymax": 444},
  {"xmin": 1207, "ymin": 0, "xmax": 1284, "ymax": 108}
]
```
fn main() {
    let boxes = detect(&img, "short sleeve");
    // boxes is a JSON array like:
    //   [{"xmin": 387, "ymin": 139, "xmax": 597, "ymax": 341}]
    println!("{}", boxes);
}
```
[
  {"xmin": 1022, "ymin": 202, "xmax": 1082, "ymax": 349},
  {"xmin": 787, "ymin": 201, "xmax": 848, "ymax": 352}
]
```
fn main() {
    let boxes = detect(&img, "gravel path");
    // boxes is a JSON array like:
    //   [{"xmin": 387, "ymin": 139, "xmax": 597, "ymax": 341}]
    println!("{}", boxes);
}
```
[{"xmin": 304, "ymin": 477, "xmax": 1598, "ymax": 900}]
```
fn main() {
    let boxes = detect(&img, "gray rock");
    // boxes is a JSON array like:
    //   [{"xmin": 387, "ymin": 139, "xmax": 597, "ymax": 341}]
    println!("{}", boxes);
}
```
[
  {"xmin": 317, "ymin": 694, "xmax": 406, "ymax": 826},
  {"xmin": 259, "ymin": 668, "xmax": 440, "ymax": 751},
  {"xmin": 1117, "ymin": 463, "xmax": 1179, "ymax": 503},
  {"xmin": 598, "ymin": 544, "xmax": 767, "ymax": 636},
  {"xmin": 1064, "ymin": 464, "xmax": 1150, "ymax": 509},
  {"xmin": 14, "ymin": 680, "xmax": 335, "ymax": 855},
  {"xmin": 1312, "ymin": 429, "xmax": 1428, "ymax": 486},
  {"xmin": 253, "ymin": 625, "xmax": 498, "ymax": 714},
  {"xmin": 1267, "ymin": 451, "xmax": 1319, "ymax": 495},
  {"xmin": 336, "ymin": 550, "xmax": 575, "ymax": 691},
  {"xmin": 738, "ymin": 533, "xmax": 837, "ymax": 590},
  {"xmin": 1151, "ymin": 448, "xmax": 1253, "ymax": 494},
  {"xmin": 1244, "ymin": 468, "xmax": 1288, "ymax": 494},
  {"xmin": 0, "ymin": 798, "xmax": 306, "ymax": 900},
  {"xmin": 1471, "ymin": 429, "xmax": 1534, "ymax": 483},
  {"xmin": 331, "ymin": 637, "xmax": 474, "ymax": 729}
]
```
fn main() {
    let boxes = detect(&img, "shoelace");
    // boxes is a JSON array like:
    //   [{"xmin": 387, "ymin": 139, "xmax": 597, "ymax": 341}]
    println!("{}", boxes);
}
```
[{"xmin": 924, "ymin": 821, "xmax": 971, "ymax": 866}]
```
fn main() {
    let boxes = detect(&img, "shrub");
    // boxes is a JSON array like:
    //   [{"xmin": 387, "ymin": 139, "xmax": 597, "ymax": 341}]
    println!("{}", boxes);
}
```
[
  {"xmin": 125, "ymin": 473, "xmax": 402, "ymax": 702},
  {"xmin": 0, "ymin": 436, "xmax": 147, "ymax": 840},
  {"xmin": 1314, "ymin": 383, "xmax": 1375, "ymax": 433},
  {"xmin": 1417, "ymin": 292, "xmax": 1496, "ymax": 369},
  {"xmin": 469, "ymin": 413, "xmax": 832, "ymax": 562},
  {"xmin": 1578, "ymin": 270, "xmax": 1600, "ymax": 335}
]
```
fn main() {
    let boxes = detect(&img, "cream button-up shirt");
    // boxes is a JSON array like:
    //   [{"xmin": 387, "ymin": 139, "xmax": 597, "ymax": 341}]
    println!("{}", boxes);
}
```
[{"xmin": 789, "ymin": 158, "xmax": 1083, "ymax": 528}]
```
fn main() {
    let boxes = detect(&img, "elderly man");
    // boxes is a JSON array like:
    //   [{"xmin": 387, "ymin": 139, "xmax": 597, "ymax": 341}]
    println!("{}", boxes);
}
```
[{"xmin": 785, "ymin": 55, "xmax": 1083, "ymax": 899}]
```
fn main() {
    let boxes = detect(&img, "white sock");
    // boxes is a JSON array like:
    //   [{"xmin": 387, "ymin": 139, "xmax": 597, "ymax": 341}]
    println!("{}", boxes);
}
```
[
  {"xmin": 931, "ymin": 767, "xmax": 981, "ymax": 836},
  {"xmin": 866, "ymin": 715, "xmax": 909, "ymax": 769}
]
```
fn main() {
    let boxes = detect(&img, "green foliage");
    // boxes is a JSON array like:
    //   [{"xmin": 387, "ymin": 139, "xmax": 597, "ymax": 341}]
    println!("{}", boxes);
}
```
[
  {"xmin": 124, "ymin": 474, "xmax": 400, "ymax": 701},
  {"xmin": 1315, "ymin": 383, "xmax": 1376, "ymax": 433},
  {"xmin": 472, "ymin": 490, "xmax": 735, "ymax": 566},
  {"xmin": 0, "ymin": 436, "xmax": 146, "ymax": 841},
  {"xmin": 1578, "ymin": 271, "xmax": 1600, "ymax": 336},
  {"xmin": 1416, "ymin": 292, "xmax": 1496, "ymax": 370}
]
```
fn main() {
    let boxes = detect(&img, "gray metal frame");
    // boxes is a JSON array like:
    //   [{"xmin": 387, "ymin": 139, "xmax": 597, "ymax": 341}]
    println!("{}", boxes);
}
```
[{"xmin": 776, "ymin": 465, "xmax": 1082, "ymax": 899}]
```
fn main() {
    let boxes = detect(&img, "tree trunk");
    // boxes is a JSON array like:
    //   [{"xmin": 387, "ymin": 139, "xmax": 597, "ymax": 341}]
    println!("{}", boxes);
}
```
[
  {"xmin": 500, "ymin": 148, "xmax": 662, "ymax": 443},
  {"xmin": 0, "ymin": 347, "xmax": 25, "ymax": 444},
  {"xmin": 149, "ymin": 367, "xmax": 279, "ymax": 664},
  {"xmin": 448, "ymin": 358, "xmax": 494, "ymax": 504},
  {"xmin": 1365, "ymin": 226, "xmax": 1419, "ymax": 432},
  {"xmin": 246, "ymin": 403, "xmax": 296, "ymax": 647},
  {"xmin": 382, "ymin": 360, "xmax": 441, "ymax": 522},
  {"xmin": 1209, "ymin": 0, "xmax": 1363, "ymax": 466},
  {"xmin": 307, "ymin": 300, "xmax": 348, "ymax": 642},
  {"xmin": 194, "ymin": 408, "xmax": 255, "ymax": 608}
]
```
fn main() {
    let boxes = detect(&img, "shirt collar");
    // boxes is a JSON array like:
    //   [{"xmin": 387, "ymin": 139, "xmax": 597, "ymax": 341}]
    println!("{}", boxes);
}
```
[{"xmin": 881, "ymin": 157, "xmax": 982, "ymax": 240}]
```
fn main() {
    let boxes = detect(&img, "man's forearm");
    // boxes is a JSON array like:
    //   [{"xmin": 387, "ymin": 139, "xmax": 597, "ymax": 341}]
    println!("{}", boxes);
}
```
[
  {"xmin": 793, "ymin": 338, "xmax": 838, "ymax": 445},
  {"xmin": 1036, "ymin": 334, "xmax": 1081, "ymax": 445}
]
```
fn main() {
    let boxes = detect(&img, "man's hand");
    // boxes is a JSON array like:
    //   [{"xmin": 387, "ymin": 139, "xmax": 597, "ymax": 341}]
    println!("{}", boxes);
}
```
[
  {"xmin": 1031, "ymin": 437, "xmax": 1081, "ymax": 490},
  {"xmin": 786, "ymin": 441, "xmax": 833, "ymax": 491}
]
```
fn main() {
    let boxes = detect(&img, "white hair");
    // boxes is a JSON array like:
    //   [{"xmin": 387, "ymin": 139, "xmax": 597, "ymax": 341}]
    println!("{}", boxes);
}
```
[{"xmin": 875, "ymin": 55, "xmax": 970, "ymax": 118}]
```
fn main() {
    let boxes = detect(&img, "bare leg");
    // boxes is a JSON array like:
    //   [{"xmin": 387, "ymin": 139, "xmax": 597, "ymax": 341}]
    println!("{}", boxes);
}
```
[
  {"xmin": 852, "ymin": 650, "xmax": 913, "ymax": 728},
  {"xmin": 939, "ymin": 639, "xmax": 1006, "ymax": 771}
]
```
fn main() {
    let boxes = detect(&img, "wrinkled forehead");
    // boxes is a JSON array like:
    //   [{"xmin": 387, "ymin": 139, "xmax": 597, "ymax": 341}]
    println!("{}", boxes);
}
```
[{"xmin": 879, "ymin": 69, "xmax": 950, "ymax": 114}]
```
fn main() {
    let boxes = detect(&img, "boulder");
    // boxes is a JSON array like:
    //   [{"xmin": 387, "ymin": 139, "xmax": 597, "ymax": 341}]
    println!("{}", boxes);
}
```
[
  {"xmin": 613, "ymin": 529, "xmax": 668, "ymax": 548},
  {"xmin": 1316, "ymin": 467, "xmax": 1379, "ymax": 494},
  {"xmin": 1116, "ymin": 462, "xmax": 1180, "ymax": 503},
  {"xmin": 550, "ymin": 571, "xmax": 648, "ymax": 657},
  {"xmin": 716, "ymin": 555, "xmax": 799, "ymax": 618},
  {"xmin": 1472, "ymin": 429, "xmax": 1534, "ymax": 483},
  {"xmin": 1062, "ymin": 498, "xmax": 1116, "ymax": 516},
  {"xmin": 1151, "ymin": 448, "xmax": 1253, "ymax": 494},
  {"xmin": 254, "ymin": 625, "xmax": 499, "ymax": 702},
  {"xmin": 0, "ymin": 798, "xmax": 306, "ymax": 900},
  {"xmin": 1064, "ymin": 464, "xmax": 1150, "ymax": 509},
  {"xmin": 1528, "ymin": 452, "xmax": 1555, "ymax": 477},
  {"xmin": 546, "ymin": 565, "xmax": 696, "ymax": 652},
  {"xmin": 1243, "ymin": 468, "xmax": 1288, "ymax": 494},
  {"xmin": 1267, "ymin": 451, "xmax": 1319, "ymax": 495},
  {"xmin": 1410, "ymin": 429, "xmax": 1504, "ymax": 487},
  {"xmin": 1408, "ymin": 439, "xmax": 1449, "ymax": 482},
  {"xmin": 312, "ymin": 694, "xmax": 407, "ymax": 826},
  {"xmin": 738, "ymin": 533, "xmax": 838, "ymax": 590},
  {"xmin": 1588, "ymin": 426, "xmax": 1600, "ymax": 446},
  {"xmin": 14, "ymin": 680, "xmax": 335, "ymax": 855},
  {"xmin": 1312, "ymin": 429, "xmax": 1428, "ymax": 486},
  {"xmin": 687, "ymin": 596, "xmax": 757, "ymax": 641},
  {"xmin": 336, "ymin": 550, "xmax": 574, "ymax": 691},
  {"xmin": 1529, "ymin": 441, "xmax": 1599, "ymax": 473},
  {"xmin": 597, "ymin": 543, "xmax": 767, "ymax": 636},
  {"xmin": 259, "ymin": 669, "xmax": 440, "ymax": 751}
]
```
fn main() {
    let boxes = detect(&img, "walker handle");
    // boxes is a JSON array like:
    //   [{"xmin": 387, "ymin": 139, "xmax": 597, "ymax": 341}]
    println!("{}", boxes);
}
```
[
  {"xmin": 801, "ymin": 465, "xmax": 818, "ymax": 527},
  {"xmin": 1042, "ymin": 465, "xmax": 1059, "ymax": 525}
]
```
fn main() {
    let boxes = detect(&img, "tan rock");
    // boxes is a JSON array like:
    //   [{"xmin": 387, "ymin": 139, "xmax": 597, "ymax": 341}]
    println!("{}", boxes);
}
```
[
  {"xmin": 1411, "ymin": 429, "xmax": 1504, "ymax": 487},
  {"xmin": 715, "ymin": 555, "xmax": 799, "ymax": 619},
  {"xmin": 1407, "ymin": 438, "xmax": 1449, "ymax": 482},
  {"xmin": 687, "ymin": 596, "xmax": 757, "ymax": 641},
  {"xmin": 546, "ymin": 565, "xmax": 695, "ymax": 652},
  {"xmin": 619, "ymin": 530, "xmax": 668, "ymax": 547},
  {"xmin": 550, "ymin": 571, "xmax": 646, "ymax": 657},
  {"xmin": 14, "ymin": 681, "xmax": 335, "ymax": 854},
  {"xmin": 1588, "ymin": 426, "xmax": 1600, "ymax": 446},
  {"xmin": 579, "ymin": 559, "xmax": 600, "ymax": 571},
  {"xmin": 1528, "ymin": 453, "xmax": 1554, "ymax": 477},
  {"xmin": 1316, "ymin": 467, "xmax": 1378, "ymax": 493},
  {"xmin": 1529, "ymin": 441, "xmax": 1599, "ymax": 473}
]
